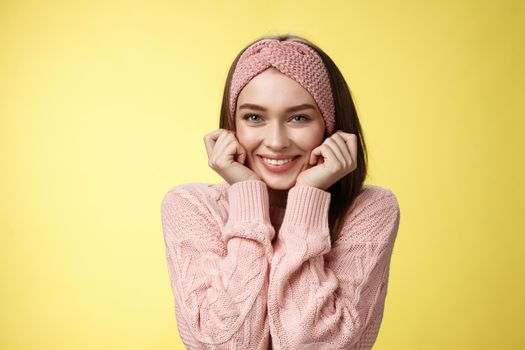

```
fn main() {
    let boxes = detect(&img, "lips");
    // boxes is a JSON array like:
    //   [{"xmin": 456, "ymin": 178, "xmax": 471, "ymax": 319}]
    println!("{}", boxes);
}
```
[
  {"xmin": 257, "ymin": 155, "xmax": 301, "ymax": 173},
  {"xmin": 257, "ymin": 154, "xmax": 300, "ymax": 160}
]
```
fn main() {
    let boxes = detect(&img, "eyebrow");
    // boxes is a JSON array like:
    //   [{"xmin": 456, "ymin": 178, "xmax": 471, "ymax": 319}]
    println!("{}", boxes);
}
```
[{"xmin": 238, "ymin": 103, "xmax": 318, "ymax": 113}]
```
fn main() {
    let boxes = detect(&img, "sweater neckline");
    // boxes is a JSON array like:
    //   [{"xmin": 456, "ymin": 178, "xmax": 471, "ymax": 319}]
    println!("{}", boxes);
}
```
[{"xmin": 269, "ymin": 206, "xmax": 286, "ymax": 228}]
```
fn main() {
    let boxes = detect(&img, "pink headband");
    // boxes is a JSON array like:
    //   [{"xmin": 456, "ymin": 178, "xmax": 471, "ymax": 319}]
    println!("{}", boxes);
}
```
[{"xmin": 229, "ymin": 39, "xmax": 336, "ymax": 135}]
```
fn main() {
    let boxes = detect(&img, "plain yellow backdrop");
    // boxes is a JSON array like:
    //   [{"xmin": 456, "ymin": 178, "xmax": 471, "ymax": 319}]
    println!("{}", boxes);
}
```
[{"xmin": 1, "ymin": 0, "xmax": 523, "ymax": 349}]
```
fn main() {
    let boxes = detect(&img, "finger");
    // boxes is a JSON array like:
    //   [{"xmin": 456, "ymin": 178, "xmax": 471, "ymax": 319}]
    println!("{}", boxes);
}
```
[
  {"xmin": 237, "ymin": 152, "xmax": 246, "ymax": 164},
  {"xmin": 236, "ymin": 142, "xmax": 246, "ymax": 164},
  {"xmin": 205, "ymin": 129, "xmax": 226, "ymax": 144},
  {"xmin": 204, "ymin": 131, "xmax": 219, "ymax": 159},
  {"xmin": 204, "ymin": 129, "xmax": 226, "ymax": 158},
  {"xmin": 320, "ymin": 142, "xmax": 339, "ymax": 169},
  {"xmin": 334, "ymin": 131, "xmax": 352, "ymax": 141},
  {"xmin": 311, "ymin": 143, "xmax": 336, "ymax": 166},
  {"xmin": 226, "ymin": 142, "xmax": 246, "ymax": 165},
  {"xmin": 207, "ymin": 131, "xmax": 231, "ymax": 167},
  {"xmin": 335, "ymin": 131, "xmax": 358, "ymax": 168},
  {"xmin": 331, "ymin": 133, "xmax": 352, "ymax": 168},
  {"xmin": 309, "ymin": 145, "xmax": 322, "ymax": 165},
  {"xmin": 221, "ymin": 140, "xmax": 240, "ymax": 164},
  {"xmin": 346, "ymin": 134, "xmax": 358, "ymax": 168},
  {"xmin": 229, "ymin": 131, "xmax": 246, "ymax": 163},
  {"xmin": 213, "ymin": 131, "xmax": 235, "ymax": 161},
  {"xmin": 324, "ymin": 137, "xmax": 347, "ymax": 168}
]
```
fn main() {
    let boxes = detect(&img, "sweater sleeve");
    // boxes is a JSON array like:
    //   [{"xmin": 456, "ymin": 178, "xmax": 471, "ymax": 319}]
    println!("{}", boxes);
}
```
[
  {"xmin": 161, "ymin": 180, "xmax": 275, "ymax": 350},
  {"xmin": 267, "ymin": 185, "xmax": 400, "ymax": 350}
]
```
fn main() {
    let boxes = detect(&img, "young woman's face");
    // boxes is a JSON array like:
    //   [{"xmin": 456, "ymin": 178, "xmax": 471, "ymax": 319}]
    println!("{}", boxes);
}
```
[{"xmin": 235, "ymin": 67, "xmax": 326, "ymax": 190}]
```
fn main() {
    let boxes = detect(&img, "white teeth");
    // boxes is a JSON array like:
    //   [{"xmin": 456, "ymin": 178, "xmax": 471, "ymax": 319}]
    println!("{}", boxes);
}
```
[{"xmin": 262, "ymin": 157, "xmax": 294, "ymax": 165}]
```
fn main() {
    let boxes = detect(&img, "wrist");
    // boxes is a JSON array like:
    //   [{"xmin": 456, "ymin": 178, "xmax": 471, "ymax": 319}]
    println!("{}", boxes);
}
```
[{"xmin": 227, "ymin": 180, "xmax": 270, "ymax": 223}]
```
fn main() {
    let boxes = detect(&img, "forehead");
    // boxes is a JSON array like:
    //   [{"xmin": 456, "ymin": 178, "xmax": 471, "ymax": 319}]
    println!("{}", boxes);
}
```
[{"xmin": 237, "ymin": 68, "xmax": 316, "ymax": 106}]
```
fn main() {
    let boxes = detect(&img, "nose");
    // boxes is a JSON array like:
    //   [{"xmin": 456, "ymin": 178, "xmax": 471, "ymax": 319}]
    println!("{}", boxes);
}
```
[{"xmin": 263, "ymin": 121, "xmax": 290, "ymax": 150}]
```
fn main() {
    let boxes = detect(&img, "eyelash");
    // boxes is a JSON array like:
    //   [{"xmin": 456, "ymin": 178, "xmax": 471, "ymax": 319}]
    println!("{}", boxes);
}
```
[{"xmin": 242, "ymin": 114, "xmax": 311, "ymax": 123}]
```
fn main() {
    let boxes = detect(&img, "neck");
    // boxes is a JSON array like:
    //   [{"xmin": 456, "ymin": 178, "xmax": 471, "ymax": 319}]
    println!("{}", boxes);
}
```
[{"xmin": 268, "ymin": 187, "xmax": 288, "ymax": 208}]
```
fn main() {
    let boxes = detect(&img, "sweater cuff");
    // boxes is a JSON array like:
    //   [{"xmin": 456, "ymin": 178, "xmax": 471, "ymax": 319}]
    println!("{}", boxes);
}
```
[
  {"xmin": 282, "ymin": 184, "xmax": 331, "ymax": 229},
  {"xmin": 226, "ymin": 180, "xmax": 270, "ymax": 224}
]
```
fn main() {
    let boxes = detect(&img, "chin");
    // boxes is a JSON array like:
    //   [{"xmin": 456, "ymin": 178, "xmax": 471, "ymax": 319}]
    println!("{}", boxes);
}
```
[
  {"xmin": 248, "ymin": 157, "xmax": 302, "ymax": 190},
  {"xmin": 261, "ymin": 177, "xmax": 297, "ymax": 190}
]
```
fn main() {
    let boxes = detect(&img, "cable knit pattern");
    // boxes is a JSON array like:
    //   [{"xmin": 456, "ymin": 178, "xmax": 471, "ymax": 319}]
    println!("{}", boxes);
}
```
[
  {"xmin": 161, "ymin": 180, "xmax": 400, "ymax": 349},
  {"xmin": 230, "ymin": 39, "xmax": 336, "ymax": 135}
]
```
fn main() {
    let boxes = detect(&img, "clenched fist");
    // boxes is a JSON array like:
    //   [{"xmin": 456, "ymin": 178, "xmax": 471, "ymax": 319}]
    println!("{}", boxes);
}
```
[
  {"xmin": 296, "ymin": 131, "xmax": 358, "ymax": 191},
  {"xmin": 204, "ymin": 129, "xmax": 261, "ymax": 185}
]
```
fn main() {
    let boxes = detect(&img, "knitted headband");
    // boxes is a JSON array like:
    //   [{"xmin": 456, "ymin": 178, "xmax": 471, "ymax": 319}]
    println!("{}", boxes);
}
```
[{"xmin": 229, "ymin": 38, "xmax": 336, "ymax": 135}]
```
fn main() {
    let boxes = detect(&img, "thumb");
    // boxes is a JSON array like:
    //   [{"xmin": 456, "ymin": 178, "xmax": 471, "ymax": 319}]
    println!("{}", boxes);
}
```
[
  {"xmin": 310, "ymin": 147, "xmax": 321, "ymax": 165},
  {"xmin": 238, "ymin": 153, "xmax": 246, "ymax": 164},
  {"xmin": 309, "ymin": 153, "xmax": 316, "ymax": 165},
  {"xmin": 236, "ymin": 144, "xmax": 246, "ymax": 164}
]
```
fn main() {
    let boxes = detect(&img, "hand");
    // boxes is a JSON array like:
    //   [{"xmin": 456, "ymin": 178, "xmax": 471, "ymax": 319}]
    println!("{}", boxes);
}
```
[
  {"xmin": 204, "ymin": 129, "xmax": 261, "ymax": 185},
  {"xmin": 296, "ymin": 131, "xmax": 358, "ymax": 191}
]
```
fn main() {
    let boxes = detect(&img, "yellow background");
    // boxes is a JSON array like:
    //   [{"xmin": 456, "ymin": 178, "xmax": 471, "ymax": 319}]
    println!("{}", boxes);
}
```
[{"xmin": 1, "ymin": 0, "xmax": 523, "ymax": 349}]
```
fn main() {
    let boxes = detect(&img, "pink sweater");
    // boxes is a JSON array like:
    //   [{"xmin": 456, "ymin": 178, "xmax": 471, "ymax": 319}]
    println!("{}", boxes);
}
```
[{"xmin": 161, "ymin": 180, "xmax": 400, "ymax": 349}]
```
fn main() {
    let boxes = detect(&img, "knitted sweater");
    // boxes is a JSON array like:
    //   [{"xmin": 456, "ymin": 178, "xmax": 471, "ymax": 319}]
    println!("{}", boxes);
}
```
[{"xmin": 161, "ymin": 180, "xmax": 400, "ymax": 350}]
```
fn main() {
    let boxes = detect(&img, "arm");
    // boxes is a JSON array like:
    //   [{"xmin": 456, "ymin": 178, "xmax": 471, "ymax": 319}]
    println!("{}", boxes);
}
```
[
  {"xmin": 161, "ymin": 180, "xmax": 274, "ymax": 349},
  {"xmin": 268, "ymin": 185, "xmax": 400, "ymax": 350}
]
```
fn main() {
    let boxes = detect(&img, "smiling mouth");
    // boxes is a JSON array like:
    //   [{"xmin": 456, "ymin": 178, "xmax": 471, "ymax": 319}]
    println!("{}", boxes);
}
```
[
  {"xmin": 259, "ymin": 155, "xmax": 298, "ymax": 164},
  {"xmin": 257, "ymin": 155, "xmax": 300, "ymax": 173}
]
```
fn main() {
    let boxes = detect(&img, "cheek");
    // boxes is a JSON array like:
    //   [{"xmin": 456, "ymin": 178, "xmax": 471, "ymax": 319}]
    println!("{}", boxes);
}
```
[
  {"xmin": 235, "ymin": 129, "xmax": 257, "ymax": 153},
  {"xmin": 296, "ymin": 131, "xmax": 324, "ymax": 152},
  {"xmin": 302, "ymin": 139, "xmax": 323, "ymax": 152}
]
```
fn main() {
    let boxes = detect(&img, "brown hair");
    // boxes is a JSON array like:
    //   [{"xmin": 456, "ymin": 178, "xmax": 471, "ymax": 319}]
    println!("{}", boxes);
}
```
[{"xmin": 219, "ymin": 34, "xmax": 368, "ymax": 244}]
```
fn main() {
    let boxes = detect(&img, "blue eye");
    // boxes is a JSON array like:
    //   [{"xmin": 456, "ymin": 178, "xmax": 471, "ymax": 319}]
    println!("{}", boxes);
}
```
[
  {"xmin": 243, "ymin": 114, "xmax": 262, "ymax": 122},
  {"xmin": 291, "ymin": 115, "xmax": 310, "ymax": 122},
  {"xmin": 242, "ymin": 114, "xmax": 311, "ymax": 123}
]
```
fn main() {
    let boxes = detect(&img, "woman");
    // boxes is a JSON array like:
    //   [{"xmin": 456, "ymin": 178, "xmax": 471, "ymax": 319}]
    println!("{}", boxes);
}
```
[{"xmin": 161, "ymin": 34, "xmax": 401, "ymax": 350}]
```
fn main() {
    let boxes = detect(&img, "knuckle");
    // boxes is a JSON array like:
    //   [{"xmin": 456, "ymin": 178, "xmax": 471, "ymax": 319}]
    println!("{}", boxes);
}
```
[{"xmin": 329, "ymin": 161, "xmax": 339, "ymax": 171}]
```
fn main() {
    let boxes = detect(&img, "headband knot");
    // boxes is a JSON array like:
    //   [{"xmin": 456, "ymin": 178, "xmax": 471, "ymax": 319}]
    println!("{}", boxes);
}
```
[{"xmin": 229, "ymin": 39, "xmax": 336, "ymax": 135}]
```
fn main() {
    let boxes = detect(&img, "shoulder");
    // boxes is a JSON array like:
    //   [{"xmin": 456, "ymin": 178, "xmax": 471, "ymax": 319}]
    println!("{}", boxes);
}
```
[
  {"xmin": 352, "ymin": 184, "xmax": 400, "ymax": 214},
  {"xmin": 162, "ymin": 181, "xmax": 228, "ymax": 205},
  {"xmin": 338, "ymin": 184, "xmax": 401, "ymax": 242},
  {"xmin": 160, "ymin": 181, "xmax": 231, "ymax": 222},
  {"xmin": 160, "ymin": 183, "xmax": 230, "ymax": 243}
]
